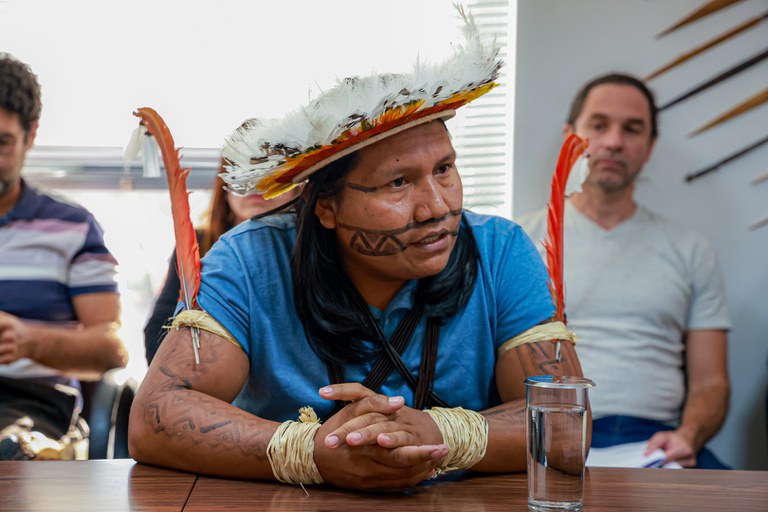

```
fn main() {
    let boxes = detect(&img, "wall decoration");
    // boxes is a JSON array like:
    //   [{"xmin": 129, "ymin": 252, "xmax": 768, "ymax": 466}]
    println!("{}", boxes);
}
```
[
  {"xmin": 659, "ymin": 48, "xmax": 768, "ymax": 110},
  {"xmin": 656, "ymin": 0, "xmax": 746, "ymax": 38},
  {"xmin": 690, "ymin": 88, "xmax": 768, "ymax": 136},
  {"xmin": 646, "ymin": 10, "xmax": 767, "ymax": 80},
  {"xmin": 647, "ymin": 0, "xmax": 767, "ymax": 229},
  {"xmin": 685, "ymin": 135, "xmax": 768, "ymax": 182}
]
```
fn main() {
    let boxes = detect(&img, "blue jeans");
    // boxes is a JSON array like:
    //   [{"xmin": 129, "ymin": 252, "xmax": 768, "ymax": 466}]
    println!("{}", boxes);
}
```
[{"xmin": 591, "ymin": 415, "xmax": 730, "ymax": 470}]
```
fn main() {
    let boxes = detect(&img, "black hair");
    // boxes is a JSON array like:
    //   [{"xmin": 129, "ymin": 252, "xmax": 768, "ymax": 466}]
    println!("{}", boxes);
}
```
[
  {"xmin": 0, "ymin": 53, "xmax": 42, "ymax": 136},
  {"xmin": 566, "ymin": 72, "xmax": 658, "ymax": 139},
  {"xmin": 291, "ymin": 151, "xmax": 480, "ymax": 366}
]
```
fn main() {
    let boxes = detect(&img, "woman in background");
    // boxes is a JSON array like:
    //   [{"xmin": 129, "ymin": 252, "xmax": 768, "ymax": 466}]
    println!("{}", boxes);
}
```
[{"xmin": 143, "ymin": 166, "xmax": 299, "ymax": 363}]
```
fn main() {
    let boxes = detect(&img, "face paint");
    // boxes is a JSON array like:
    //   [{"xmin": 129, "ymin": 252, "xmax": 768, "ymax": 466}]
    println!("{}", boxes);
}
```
[
  {"xmin": 346, "ymin": 182, "xmax": 377, "ymax": 193},
  {"xmin": 338, "ymin": 208, "xmax": 462, "ymax": 256}
]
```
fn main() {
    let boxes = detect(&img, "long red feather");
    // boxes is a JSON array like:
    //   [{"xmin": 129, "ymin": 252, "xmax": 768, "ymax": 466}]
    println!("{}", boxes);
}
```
[
  {"xmin": 543, "ymin": 134, "xmax": 587, "ymax": 323},
  {"xmin": 133, "ymin": 107, "xmax": 201, "ymax": 309}
]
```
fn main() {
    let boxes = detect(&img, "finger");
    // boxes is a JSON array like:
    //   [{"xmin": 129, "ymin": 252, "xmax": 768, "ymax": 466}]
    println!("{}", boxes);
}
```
[
  {"xmin": 376, "ymin": 430, "xmax": 418, "ymax": 448},
  {"xmin": 643, "ymin": 433, "xmax": 667, "ymax": 455},
  {"xmin": 662, "ymin": 443, "xmax": 693, "ymax": 463},
  {"xmin": 370, "ymin": 462, "xmax": 436, "ymax": 490},
  {"xmin": 363, "ymin": 444, "xmax": 449, "ymax": 469},
  {"xmin": 346, "ymin": 421, "xmax": 419, "ymax": 447},
  {"xmin": 318, "ymin": 383, "xmax": 378, "ymax": 402},
  {"xmin": 336, "ymin": 393, "xmax": 404, "ymax": 419},
  {"xmin": 0, "ymin": 344, "xmax": 15, "ymax": 358},
  {"xmin": 324, "ymin": 413, "xmax": 394, "ymax": 448}
]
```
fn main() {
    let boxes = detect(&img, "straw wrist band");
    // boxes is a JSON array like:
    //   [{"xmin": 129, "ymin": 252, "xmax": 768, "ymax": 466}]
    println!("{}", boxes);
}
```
[
  {"xmin": 496, "ymin": 321, "xmax": 575, "ymax": 358},
  {"xmin": 266, "ymin": 407, "xmax": 324, "ymax": 485},
  {"xmin": 424, "ymin": 406, "xmax": 488, "ymax": 472}
]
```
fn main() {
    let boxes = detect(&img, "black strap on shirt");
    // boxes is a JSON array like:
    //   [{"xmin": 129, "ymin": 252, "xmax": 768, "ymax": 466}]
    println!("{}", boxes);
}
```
[{"xmin": 327, "ymin": 296, "xmax": 448, "ymax": 413}]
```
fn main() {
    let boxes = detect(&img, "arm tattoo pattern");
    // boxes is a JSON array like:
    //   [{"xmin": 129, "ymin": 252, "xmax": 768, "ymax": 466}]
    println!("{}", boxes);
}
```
[
  {"xmin": 483, "ymin": 404, "xmax": 527, "ymax": 425},
  {"xmin": 141, "ymin": 337, "xmax": 271, "ymax": 459},
  {"xmin": 526, "ymin": 342, "xmax": 564, "ymax": 374}
]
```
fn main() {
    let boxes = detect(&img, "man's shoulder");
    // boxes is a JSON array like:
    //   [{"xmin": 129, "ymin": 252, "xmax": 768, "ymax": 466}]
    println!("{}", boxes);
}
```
[
  {"xmin": 515, "ymin": 207, "xmax": 548, "ymax": 241},
  {"xmin": 215, "ymin": 213, "xmax": 297, "ymax": 255},
  {"xmin": 464, "ymin": 210, "xmax": 528, "ymax": 242},
  {"xmin": 637, "ymin": 205, "xmax": 713, "ymax": 248},
  {"xmin": 226, "ymin": 213, "xmax": 296, "ymax": 237},
  {"xmin": 23, "ymin": 184, "xmax": 96, "ymax": 224}
]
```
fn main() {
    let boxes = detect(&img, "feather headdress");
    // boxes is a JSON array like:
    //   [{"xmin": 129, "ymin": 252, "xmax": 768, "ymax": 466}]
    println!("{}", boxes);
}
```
[{"xmin": 221, "ymin": 6, "xmax": 502, "ymax": 199}]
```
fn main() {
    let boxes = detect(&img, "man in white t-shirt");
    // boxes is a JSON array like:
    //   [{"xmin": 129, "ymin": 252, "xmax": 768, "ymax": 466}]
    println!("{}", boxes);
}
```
[{"xmin": 520, "ymin": 73, "xmax": 731, "ymax": 469}]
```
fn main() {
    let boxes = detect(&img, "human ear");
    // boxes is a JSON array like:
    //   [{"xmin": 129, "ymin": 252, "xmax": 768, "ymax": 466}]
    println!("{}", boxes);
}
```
[
  {"xmin": 24, "ymin": 121, "xmax": 39, "ymax": 149},
  {"xmin": 314, "ymin": 197, "xmax": 338, "ymax": 229},
  {"xmin": 562, "ymin": 124, "xmax": 575, "ymax": 139},
  {"xmin": 643, "ymin": 137, "xmax": 657, "ymax": 164}
]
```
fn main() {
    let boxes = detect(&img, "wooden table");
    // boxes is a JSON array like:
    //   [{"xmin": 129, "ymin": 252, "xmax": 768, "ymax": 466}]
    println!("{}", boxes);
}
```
[
  {"xmin": 1, "ymin": 460, "xmax": 767, "ymax": 511},
  {"xmin": 0, "ymin": 459, "xmax": 195, "ymax": 512}
]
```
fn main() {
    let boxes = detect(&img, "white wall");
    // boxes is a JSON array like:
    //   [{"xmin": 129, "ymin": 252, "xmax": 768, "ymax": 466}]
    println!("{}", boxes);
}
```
[{"xmin": 513, "ymin": 0, "xmax": 768, "ymax": 469}]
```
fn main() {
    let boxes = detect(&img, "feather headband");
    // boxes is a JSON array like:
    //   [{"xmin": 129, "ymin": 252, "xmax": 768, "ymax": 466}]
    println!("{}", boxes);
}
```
[{"xmin": 220, "ymin": 7, "xmax": 502, "ymax": 199}]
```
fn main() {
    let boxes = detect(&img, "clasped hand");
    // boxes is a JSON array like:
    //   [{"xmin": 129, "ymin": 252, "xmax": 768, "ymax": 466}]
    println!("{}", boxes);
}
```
[
  {"xmin": 0, "ymin": 312, "xmax": 34, "ymax": 364},
  {"xmin": 312, "ymin": 382, "xmax": 448, "ymax": 490}
]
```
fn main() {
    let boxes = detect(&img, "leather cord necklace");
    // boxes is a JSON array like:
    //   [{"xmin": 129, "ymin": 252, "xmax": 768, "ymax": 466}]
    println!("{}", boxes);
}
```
[{"xmin": 327, "ymin": 288, "xmax": 448, "ymax": 412}]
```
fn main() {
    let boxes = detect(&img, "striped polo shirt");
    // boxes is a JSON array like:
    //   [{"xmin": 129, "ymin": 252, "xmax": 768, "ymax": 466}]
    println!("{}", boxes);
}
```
[{"xmin": 0, "ymin": 179, "xmax": 119, "ymax": 379}]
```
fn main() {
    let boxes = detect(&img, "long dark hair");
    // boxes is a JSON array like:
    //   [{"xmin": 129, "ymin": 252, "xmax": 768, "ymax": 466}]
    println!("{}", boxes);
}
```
[
  {"xmin": 291, "ymin": 152, "xmax": 480, "ymax": 366},
  {"xmin": 200, "ymin": 162, "xmax": 235, "ymax": 255}
]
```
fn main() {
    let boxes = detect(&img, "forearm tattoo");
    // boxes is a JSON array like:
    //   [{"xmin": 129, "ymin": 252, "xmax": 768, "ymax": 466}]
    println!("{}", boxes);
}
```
[
  {"xmin": 483, "ymin": 403, "xmax": 527, "ymax": 425},
  {"xmin": 141, "ymin": 336, "xmax": 271, "ymax": 459}
]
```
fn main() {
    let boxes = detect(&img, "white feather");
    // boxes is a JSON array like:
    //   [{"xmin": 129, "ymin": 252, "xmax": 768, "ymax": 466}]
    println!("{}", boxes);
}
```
[{"xmin": 221, "ymin": 5, "xmax": 502, "ymax": 196}]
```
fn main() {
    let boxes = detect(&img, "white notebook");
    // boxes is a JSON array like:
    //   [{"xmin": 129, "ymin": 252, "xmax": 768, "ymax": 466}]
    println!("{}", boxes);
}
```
[{"xmin": 587, "ymin": 441, "xmax": 683, "ymax": 469}]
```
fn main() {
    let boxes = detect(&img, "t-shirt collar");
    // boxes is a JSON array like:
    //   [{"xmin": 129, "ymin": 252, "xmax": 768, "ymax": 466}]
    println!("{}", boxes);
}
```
[{"xmin": 0, "ymin": 179, "xmax": 39, "ymax": 225}]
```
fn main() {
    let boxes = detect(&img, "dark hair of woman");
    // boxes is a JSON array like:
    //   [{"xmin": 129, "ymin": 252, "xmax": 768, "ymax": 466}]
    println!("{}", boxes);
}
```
[
  {"xmin": 200, "ymin": 164, "xmax": 235, "ymax": 255},
  {"xmin": 291, "ymin": 150, "xmax": 480, "ymax": 366}
]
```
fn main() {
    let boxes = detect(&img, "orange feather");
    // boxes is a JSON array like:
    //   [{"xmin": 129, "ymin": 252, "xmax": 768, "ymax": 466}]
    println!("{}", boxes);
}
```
[
  {"xmin": 133, "ymin": 107, "xmax": 201, "ymax": 309},
  {"xmin": 543, "ymin": 134, "xmax": 587, "ymax": 323}
]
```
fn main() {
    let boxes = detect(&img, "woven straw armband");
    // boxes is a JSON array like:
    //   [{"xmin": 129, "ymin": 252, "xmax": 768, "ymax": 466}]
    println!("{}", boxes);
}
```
[
  {"xmin": 496, "ymin": 321, "xmax": 575, "ymax": 358},
  {"xmin": 169, "ymin": 310, "xmax": 242, "ymax": 349},
  {"xmin": 424, "ymin": 406, "xmax": 488, "ymax": 472},
  {"xmin": 266, "ymin": 407, "xmax": 324, "ymax": 485}
]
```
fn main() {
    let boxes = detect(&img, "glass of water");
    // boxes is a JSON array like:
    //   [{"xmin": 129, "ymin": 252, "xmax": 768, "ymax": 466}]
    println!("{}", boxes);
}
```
[{"xmin": 525, "ymin": 375, "xmax": 595, "ymax": 512}]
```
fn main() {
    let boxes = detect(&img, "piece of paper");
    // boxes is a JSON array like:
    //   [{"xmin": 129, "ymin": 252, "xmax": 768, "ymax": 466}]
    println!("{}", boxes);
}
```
[{"xmin": 586, "ymin": 441, "xmax": 683, "ymax": 469}]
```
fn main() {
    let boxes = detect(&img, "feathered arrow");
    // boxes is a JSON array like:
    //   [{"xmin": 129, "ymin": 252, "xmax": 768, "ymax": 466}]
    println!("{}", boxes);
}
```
[
  {"xmin": 646, "ymin": 10, "xmax": 768, "ymax": 81},
  {"xmin": 543, "ymin": 133, "xmax": 588, "ymax": 360},
  {"xmin": 656, "ymin": 0, "xmax": 745, "ymax": 39},
  {"xmin": 133, "ymin": 107, "xmax": 202, "ymax": 364},
  {"xmin": 659, "ymin": 47, "xmax": 768, "ymax": 111}
]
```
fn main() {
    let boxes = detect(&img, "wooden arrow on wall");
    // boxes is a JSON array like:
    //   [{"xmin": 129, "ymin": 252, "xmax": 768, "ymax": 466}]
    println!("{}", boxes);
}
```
[
  {"xmin": 656, "ymin": 0, "xmax": 746, "ymax": 38},
  {"xmin": 686, "ymin": 135, "xmax": 768, "ymax": 182},
  {"xmin": 690, "ymin": 88, "xmax": 768, "ymax": 136},
  {"xmin": 660, "ymin": 47, "xmax": 768, "ymax": 111},
  {"xmin": 752, "ymin": 171, "xmax": 768, "ymax": 186},
  {"xmin": 646, "ymin": 11, "xmax": 768, "ymax": 80}
]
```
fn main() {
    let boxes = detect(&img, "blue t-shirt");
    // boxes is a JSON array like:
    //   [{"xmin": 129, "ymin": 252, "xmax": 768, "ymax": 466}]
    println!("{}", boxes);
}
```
[{"xmin": 197, "ymin": 210, "xmax": 553, "ymax": 421}]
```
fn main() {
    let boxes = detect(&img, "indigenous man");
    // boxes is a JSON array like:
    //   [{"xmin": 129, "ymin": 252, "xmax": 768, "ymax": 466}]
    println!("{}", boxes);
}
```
[{"xmin": 129, "ymin": 17, "xmax": 585, "ymax": 489}]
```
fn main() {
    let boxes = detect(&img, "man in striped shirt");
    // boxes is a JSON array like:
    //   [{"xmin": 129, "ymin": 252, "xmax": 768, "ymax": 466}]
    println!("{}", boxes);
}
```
[{"xmin": 0, "ymin": 53, "xmax": 127, "ymax": 459}]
